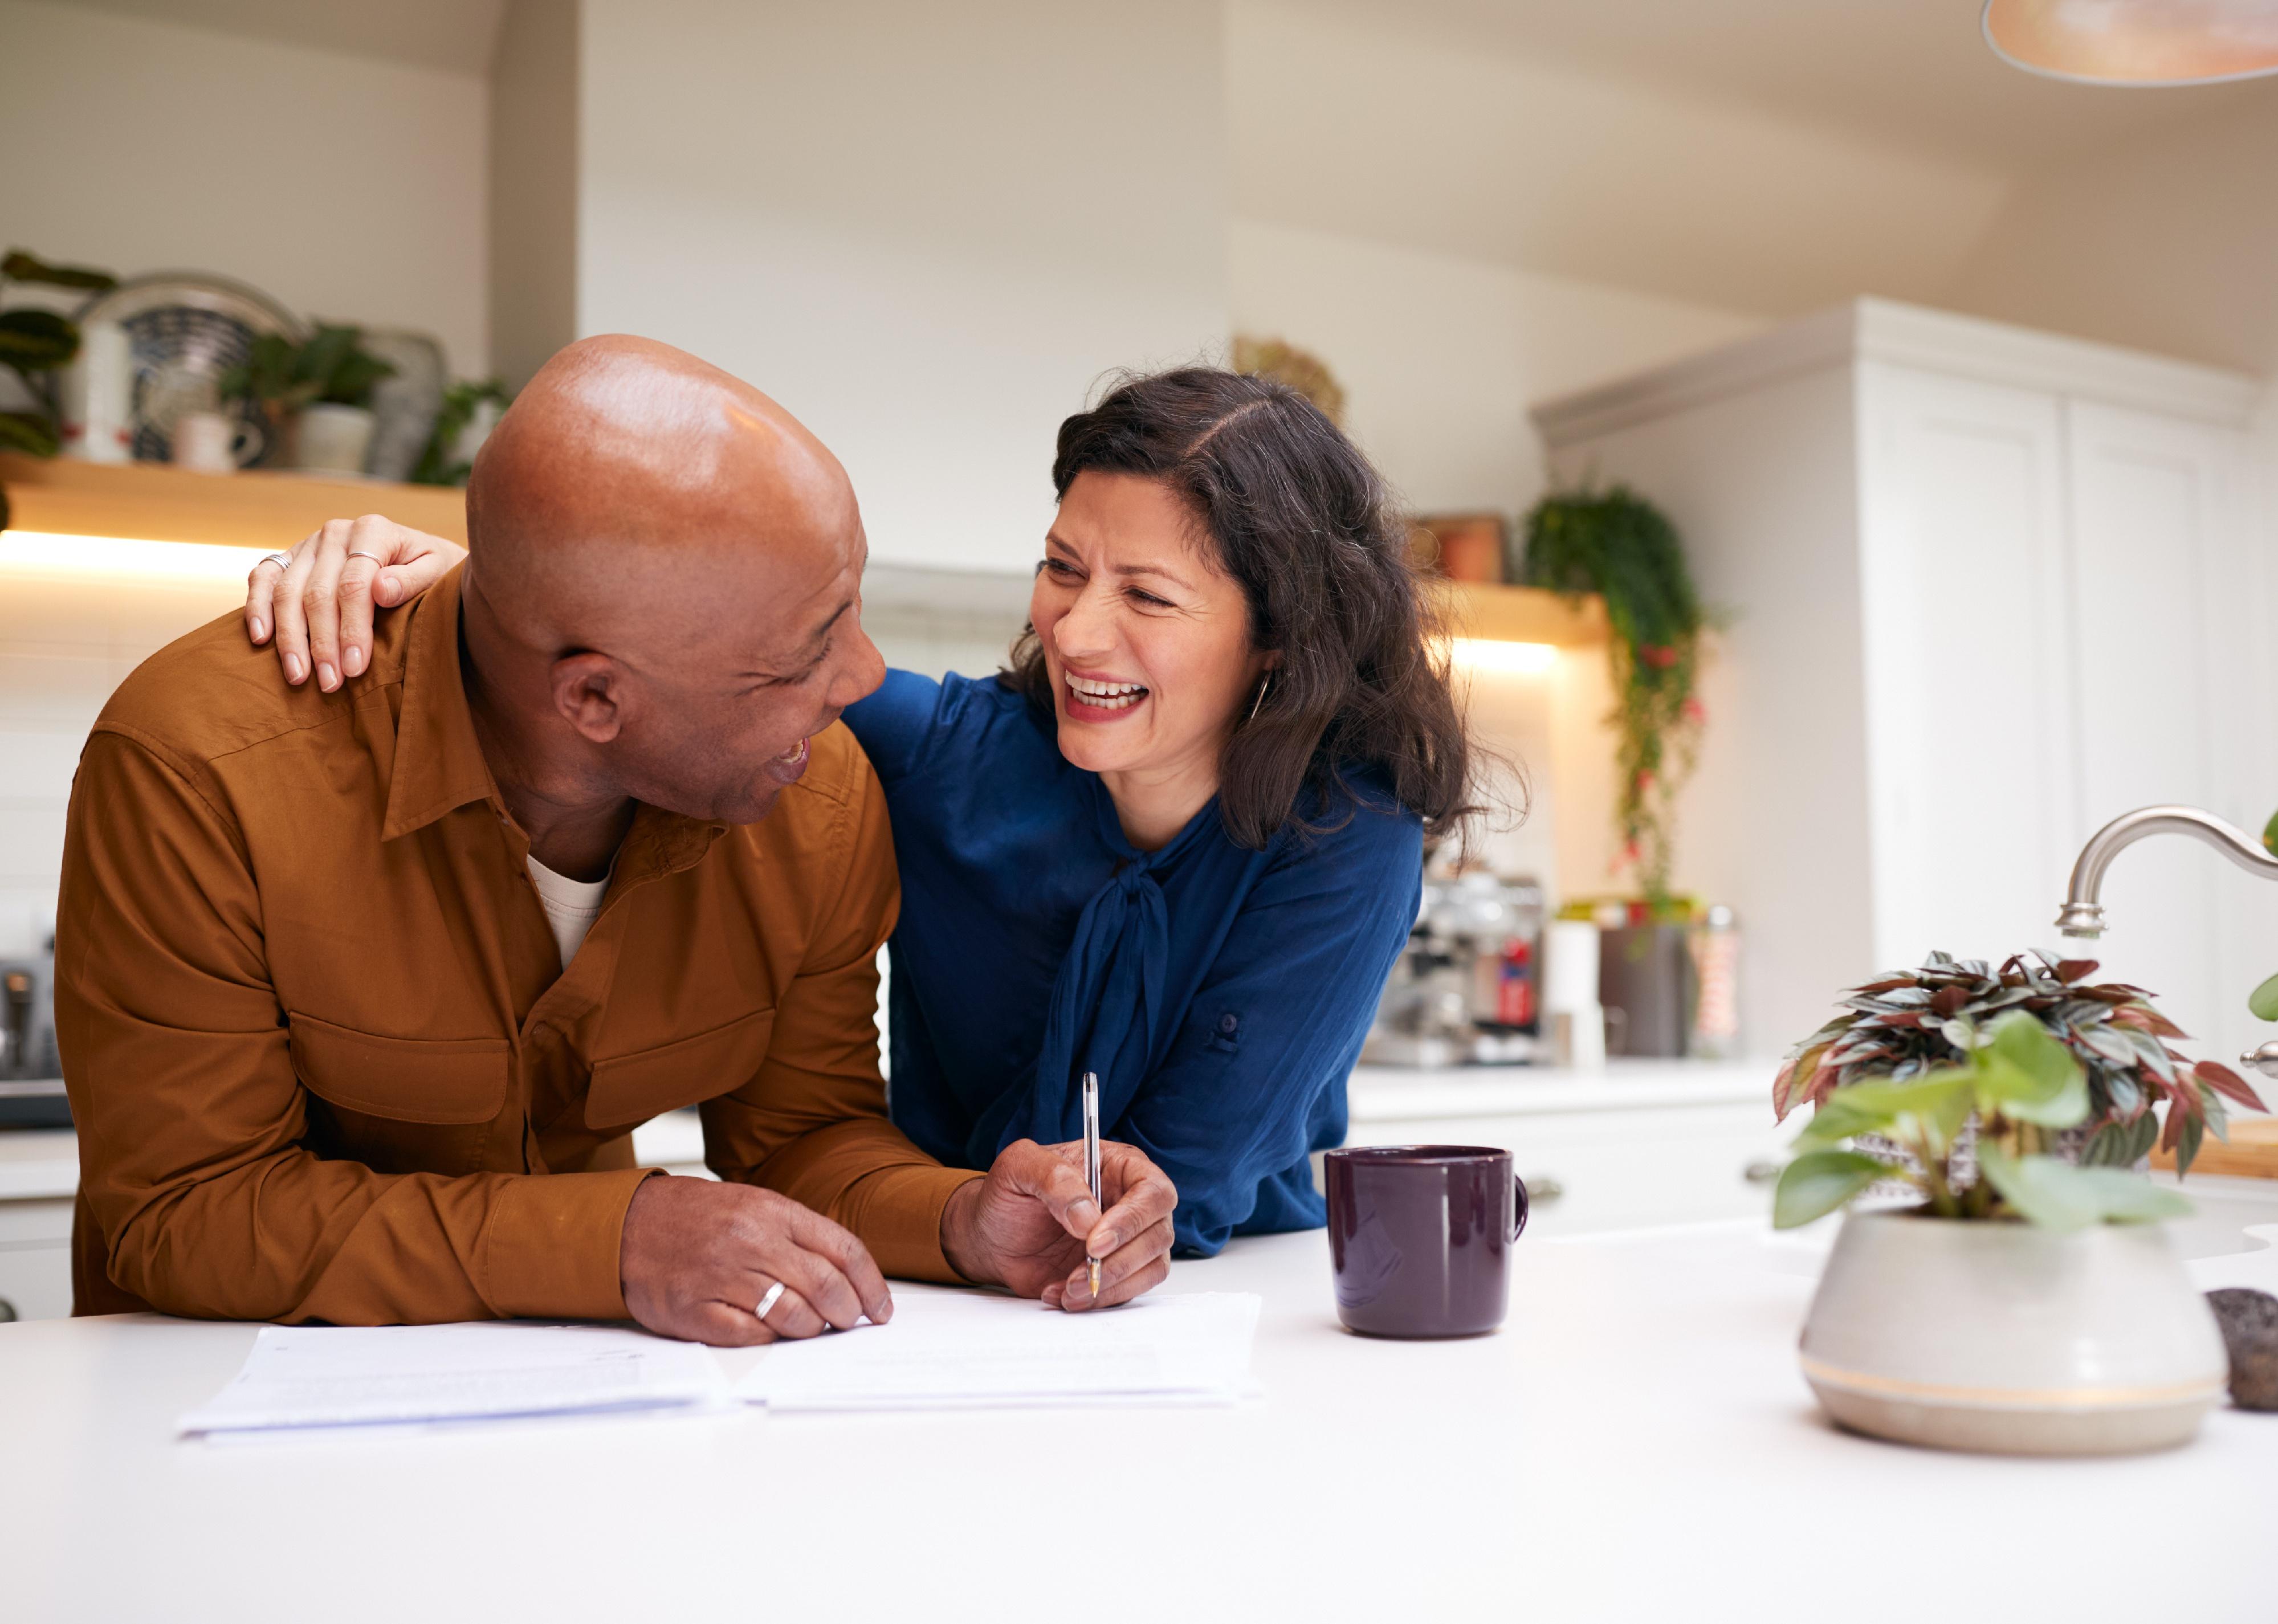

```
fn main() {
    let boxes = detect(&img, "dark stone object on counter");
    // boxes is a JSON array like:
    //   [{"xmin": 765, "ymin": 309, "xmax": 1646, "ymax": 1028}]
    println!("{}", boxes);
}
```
[{"xmin": 2207, "ymin": 1288, "xmax": 2278, "ymax": 1411}]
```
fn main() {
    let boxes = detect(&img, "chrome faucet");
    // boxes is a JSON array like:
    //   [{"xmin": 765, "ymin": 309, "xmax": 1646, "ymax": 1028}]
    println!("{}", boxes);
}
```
[
  {"xmin": 2055, "ymin": 805, "xmax": 2278, "ymax": 940},
  {"xmin": 2053, "ymin": 804, "xmax": 2278, "ymax": 1081}
]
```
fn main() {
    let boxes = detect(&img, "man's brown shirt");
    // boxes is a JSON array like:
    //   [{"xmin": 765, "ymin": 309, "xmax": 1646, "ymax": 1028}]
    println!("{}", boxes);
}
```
[{"xmin": 57, "ymin": 564, "xmax": 976, "ymax": 1323}]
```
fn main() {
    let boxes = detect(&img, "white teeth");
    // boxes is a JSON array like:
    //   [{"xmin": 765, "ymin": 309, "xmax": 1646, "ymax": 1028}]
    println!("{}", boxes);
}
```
[{"xmin": 1064, "ymin": 674, "xmax": 1148, "ymax": 711}]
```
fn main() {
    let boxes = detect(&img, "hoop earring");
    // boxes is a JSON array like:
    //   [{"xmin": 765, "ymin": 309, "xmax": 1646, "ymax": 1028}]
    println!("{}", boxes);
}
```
[{"xmin": 1247, "ymin": 673, "xmax": 1272, "ymax": 725}]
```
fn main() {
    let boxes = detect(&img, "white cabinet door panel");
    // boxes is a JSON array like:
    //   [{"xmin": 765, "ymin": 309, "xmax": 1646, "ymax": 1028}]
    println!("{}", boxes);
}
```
[
  {"xmin": 2065, "ymin": 401, "xmax": 2261, "ymax": 1062},
  {"xmin": 1857, "ymin": 364, "xmax": 2076, "ymax": 972}
]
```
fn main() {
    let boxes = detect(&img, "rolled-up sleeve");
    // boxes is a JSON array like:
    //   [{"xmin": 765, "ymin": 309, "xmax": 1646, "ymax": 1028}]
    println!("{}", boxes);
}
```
[
  {"xmin": 56, "ymin": 729, "xmax": 650, "ymax": 1324},
  {"xmin": 698, "ymin": 749, "xmax": 981, "ymax": 1282}
]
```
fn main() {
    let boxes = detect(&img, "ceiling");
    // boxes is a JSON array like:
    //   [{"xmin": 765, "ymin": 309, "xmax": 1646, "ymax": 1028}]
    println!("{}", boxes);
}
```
[
  {"xmin": 1275, "ymin": 0, "xmax": 2273, "ymax": 178},
  {"xmin": 60, "ymin": 0, "xmax": 2276, "ymax": 173},
  {"xmin": 50, "ymin": 0, "xmax": 509, "ymax": 74}
]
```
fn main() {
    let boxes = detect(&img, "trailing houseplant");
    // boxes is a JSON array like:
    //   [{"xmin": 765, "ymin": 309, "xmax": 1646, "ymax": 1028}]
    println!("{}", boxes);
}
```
[
  {"xmin": 1775, "ymin": 949, "xmax": 2263, "ymax": 1179},
  {"xmin": 0, "ymin": 248, "xmax": 120, "ymax": 458},
  {"xmin": 1518, "ymin": 485, "xmax": 1703, "ymax": 912}
]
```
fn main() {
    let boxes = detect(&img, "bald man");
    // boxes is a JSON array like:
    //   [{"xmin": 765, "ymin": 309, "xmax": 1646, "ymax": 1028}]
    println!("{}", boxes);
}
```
[{"xmin": 55, "ymin": 336, "xmax": 1173, "ymax": 1340}]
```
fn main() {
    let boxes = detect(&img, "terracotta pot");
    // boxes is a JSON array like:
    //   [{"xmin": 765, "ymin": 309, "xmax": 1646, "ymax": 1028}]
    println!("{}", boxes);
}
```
[{"xmin": 1799, "ymin": 1209, "xmax": 2226, "ymax": 1455}]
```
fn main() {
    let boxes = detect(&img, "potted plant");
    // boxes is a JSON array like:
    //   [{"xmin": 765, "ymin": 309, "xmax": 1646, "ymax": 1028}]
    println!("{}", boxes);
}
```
[
  {"xmin": 219, "ymin": 323, "xmax": 394, "ymax": 475},
  {"xmin": 0, "ymin": 248, "xmax": 120, "ymax": 460},
  {"xmin": 409, "ymin": 377, "xmax": 513, "ymax": 487},
  {"xmin": 1773, "ymin": 992, "xmax": 2242, "ymax": 1455}
]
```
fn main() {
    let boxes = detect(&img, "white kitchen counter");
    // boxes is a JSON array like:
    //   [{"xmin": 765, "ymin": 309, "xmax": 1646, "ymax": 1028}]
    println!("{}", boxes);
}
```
[{"xmin": 2, "ymin": 1219, "xmax": 2273, "ymax": 1622}]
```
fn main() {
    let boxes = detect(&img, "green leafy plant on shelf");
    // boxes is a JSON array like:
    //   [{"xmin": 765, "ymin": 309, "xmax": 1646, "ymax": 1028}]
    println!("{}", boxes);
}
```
[
  {"xmin": 1518, "ymin": 486, "xmax": 1703, "ymax": 912},
  {"xmin": 0, "ymin": 248, "xmax": 120, "ymax": 457},
  {"xmin": 409, "ymin": 378, "xmax": 513, "ymax": 487},
  {"xmin": 1776, "ymin": 949, "xmax": 2264, "ymax": 1186},
  {"xmin": 1775, "ymin": 1010, "xmax": 2196, "ymax": 1230},
  {"xmin": 218, "ymin": 324, "xmax": 394, "ymax": 436}
]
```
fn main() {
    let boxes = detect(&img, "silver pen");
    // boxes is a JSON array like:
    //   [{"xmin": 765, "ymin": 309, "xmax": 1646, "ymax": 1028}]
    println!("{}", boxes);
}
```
[{"xmin": 1082, "ymin": 1070, "xmax": 1102, "ymax": 1300}]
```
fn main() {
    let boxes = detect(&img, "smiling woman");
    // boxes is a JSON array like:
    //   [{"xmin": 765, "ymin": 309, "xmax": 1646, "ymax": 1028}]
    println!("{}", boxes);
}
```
[{"xmin": 849, "ymin": 367, "xmax": 1478, "ymax": 1256}]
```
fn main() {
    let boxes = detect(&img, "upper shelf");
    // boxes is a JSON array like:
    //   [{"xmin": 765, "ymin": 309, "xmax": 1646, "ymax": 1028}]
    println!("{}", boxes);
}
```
[
  {"xmin": 0, "ymin": 454, "xmax": 1605, "ymax": 647},
  {"xmin": 1434, "ymin": 578, "xmax": 1607, "ymax": 647},
  {"xmin": 0, "ymin": 452, "xmax": 469, "ymax": 548}
]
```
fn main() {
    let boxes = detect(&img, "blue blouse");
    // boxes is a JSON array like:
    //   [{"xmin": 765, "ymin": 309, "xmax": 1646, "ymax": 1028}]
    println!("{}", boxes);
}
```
[{"xmin": 842, "ymin": 669, "xmax": 1423, "ymax": 1255}]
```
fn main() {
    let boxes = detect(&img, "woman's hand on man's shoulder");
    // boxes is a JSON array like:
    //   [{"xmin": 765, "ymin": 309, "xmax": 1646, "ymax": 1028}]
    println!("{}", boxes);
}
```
[{"xmin": 244, "ymin": 516, "xmax": 466, "ymax": 692}]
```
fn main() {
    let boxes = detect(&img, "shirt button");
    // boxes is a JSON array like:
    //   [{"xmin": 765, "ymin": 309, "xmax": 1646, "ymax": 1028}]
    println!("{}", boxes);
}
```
[{"xmin": 1219, "ymin": 1013, "xmax": 1238, "ymax": 1035}]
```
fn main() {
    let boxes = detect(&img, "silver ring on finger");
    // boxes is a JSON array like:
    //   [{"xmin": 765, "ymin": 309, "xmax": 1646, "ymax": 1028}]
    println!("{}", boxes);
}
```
[
  {"xmin": 255, "ymin": 552, "xmax": 292, "ymax": 573},
  {"xmin": 345, "ymin": 549, "xmax": 386, "ymax": 565},
  {"xmin": 753, "ymin": 1280, "xmax": 786, "ymax": 1321}
]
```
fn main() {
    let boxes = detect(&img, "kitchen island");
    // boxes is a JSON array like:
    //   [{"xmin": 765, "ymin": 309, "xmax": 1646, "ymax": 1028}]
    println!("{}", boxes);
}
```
[{"xmin": 2, "ymin": 1216, "xmax": 2273, "ymax": 1622}]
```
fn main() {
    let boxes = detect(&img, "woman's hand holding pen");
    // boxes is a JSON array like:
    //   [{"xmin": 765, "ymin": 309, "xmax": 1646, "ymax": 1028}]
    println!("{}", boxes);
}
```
[{"xmin": 939, "ymin": 1139, "xmax": 1177, "ymax": 1311}]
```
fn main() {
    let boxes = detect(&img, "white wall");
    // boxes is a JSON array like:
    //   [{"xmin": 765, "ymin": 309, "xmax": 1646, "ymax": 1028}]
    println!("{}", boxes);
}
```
[
  {"xmin": 0, "ymin": 0, "xmax": 491, "ymax": 377},
  {"xmin": 488, "ymin": 0, "xmax": 577, "ymax": 390},
  {"xmin": 1230, "ymin": 219, "xmax": 1761, "ymax": 519},
  {"xmin": 570, "ymin": 0, "xmax": 1230, "ymax": 577}
]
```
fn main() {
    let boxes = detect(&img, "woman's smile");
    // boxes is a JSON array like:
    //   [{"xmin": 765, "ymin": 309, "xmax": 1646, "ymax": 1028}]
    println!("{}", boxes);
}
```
[{"xmin": 1063, "ymin": 669, "xmax": 1151, "ymax": 720}]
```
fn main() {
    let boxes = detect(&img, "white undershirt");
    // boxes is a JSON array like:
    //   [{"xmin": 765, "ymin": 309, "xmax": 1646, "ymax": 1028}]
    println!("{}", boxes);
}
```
[{"xmin": 527, "ymin": 855, "xmax": 612, "ymax": 970}]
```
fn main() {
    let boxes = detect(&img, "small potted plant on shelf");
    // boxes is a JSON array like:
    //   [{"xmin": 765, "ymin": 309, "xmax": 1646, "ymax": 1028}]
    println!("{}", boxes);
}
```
[
  {"xmin": 219, "ymin": 323, "xmax": 395, "ymax": 475},
  {"xmin": 1771, "ymin": 952, "xmax": 2262, "ymax": 1456}
]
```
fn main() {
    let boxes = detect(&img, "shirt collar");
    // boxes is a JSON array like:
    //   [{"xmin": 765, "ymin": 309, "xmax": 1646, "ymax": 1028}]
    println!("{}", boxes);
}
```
[
  {"xmin": 378, "ymin": 565, "xmax": 730, "ymax": 880},
  {"xmin": 381, "ymin": 565, "xmax": 505, "ymax": 841}
]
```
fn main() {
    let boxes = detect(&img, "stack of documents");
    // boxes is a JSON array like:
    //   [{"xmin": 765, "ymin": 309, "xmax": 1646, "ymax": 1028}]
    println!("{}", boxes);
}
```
[
  {"xmin": 177, "ymin": 1322, "xmax": 730, "ymax": 1441},
  {"xmin": 737, "ymin": 1288, "xmax": 1262, "ymax": 1410},
  {"xmin": 178, "ymin": 1290, "xmax": 1265, "ymax": 1439}
]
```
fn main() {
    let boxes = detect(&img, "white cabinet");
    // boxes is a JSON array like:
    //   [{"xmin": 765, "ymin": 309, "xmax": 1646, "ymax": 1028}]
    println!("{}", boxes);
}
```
[
  {"xmin": 1339, "ymin": 1064, "xmax": 1791, "ymax": 1238},
  {"xmin": 1533, "ymin": 300, "xmax": 2275, "ymax": 1062},
  {"xmin": 0, "ymin": 1197, "xmax": 72, "ymax": 1322}
]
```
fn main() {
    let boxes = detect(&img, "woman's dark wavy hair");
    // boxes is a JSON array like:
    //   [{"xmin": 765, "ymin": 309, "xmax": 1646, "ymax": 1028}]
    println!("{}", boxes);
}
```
[{"xmin": 1002, "ymin": 366, "xmax": 1478, "ymax": 850}]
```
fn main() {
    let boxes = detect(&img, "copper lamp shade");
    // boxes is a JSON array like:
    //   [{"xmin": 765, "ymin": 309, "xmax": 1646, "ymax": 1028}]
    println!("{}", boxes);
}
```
[{"xmin": 1984, "ymin": 0, "xmax": 2278, "ymax": 85}]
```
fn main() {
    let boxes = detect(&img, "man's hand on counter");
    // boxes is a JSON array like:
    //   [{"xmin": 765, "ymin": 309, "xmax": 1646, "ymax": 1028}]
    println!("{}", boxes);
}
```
[
  {"xmin": 618, "ymin": 1174, "xmax": 894, "ymax": 1346},
  {"xmin": 940, "ymin": 1138, "xmax": 1177, "ymax": 1312}
]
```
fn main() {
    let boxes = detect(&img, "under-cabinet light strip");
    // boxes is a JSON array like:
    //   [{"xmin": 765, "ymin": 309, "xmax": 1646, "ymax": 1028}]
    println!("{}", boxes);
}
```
[
  {"xmin": 1, "ymin": 530, "xmax": 278, "ymax": 583},
  {"xmin": 1444, "ymin": 637, "xmax": 1559, "ymax": 673}
]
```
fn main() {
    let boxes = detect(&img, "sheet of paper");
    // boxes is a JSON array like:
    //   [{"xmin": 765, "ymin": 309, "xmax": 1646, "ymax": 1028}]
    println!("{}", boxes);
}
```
[
  {"xmin": 735, "ymin": 1288, "xmax": 1261, "ymax": 1411},
  {"xmin": 178, "ymin": 1321, "xmax": 730, "ymax": 1438}
]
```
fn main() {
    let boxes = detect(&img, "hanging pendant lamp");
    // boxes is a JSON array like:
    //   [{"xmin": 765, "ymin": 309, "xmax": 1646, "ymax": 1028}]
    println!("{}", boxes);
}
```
[{"xmin": 1983, "ymin": 0, "xmax": 2278, "ymax": 84}]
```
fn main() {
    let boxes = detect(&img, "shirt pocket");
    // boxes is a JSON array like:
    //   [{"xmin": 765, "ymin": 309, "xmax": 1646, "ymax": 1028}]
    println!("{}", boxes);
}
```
[
  {"xmin": 585, "ymin": 1007, "xmax": 777, "ymax": 1131},
  {"xmin": 287, "ymin": 1011, "xmax": 511, "ymax": 1176}
]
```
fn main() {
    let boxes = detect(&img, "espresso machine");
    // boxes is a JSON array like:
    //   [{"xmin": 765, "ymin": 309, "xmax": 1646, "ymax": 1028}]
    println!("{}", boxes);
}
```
[
  {"xmin": 1364, "ymin": 872, "xmax": 1546, "ymax": 1067},
  {"xmin": 0, "ymin": 929, "xmax": 68, "ymax": 1128}
]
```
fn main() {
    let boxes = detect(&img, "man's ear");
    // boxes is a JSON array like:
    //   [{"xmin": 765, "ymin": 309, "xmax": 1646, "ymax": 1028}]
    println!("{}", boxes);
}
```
[{"xmin": 550, "ymin": 652, "xmax": 625, "ymax": 744}]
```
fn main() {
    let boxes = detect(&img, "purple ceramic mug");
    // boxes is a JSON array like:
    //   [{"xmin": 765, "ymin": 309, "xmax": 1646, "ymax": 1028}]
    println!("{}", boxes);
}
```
[{"xmin": 1324, "ymin": 1145, "xmax": 1529, "ymax": 1338}]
